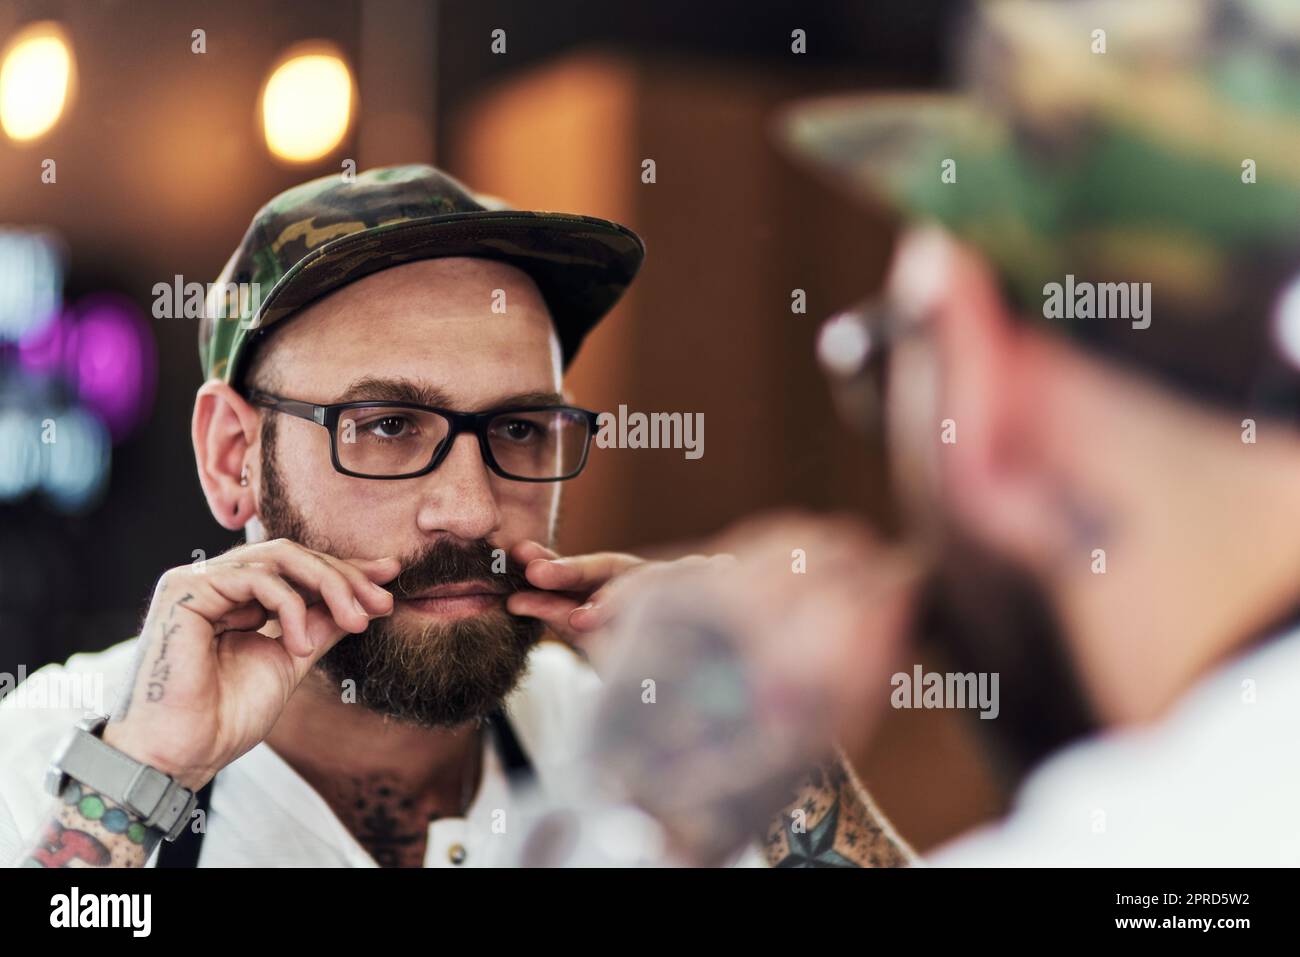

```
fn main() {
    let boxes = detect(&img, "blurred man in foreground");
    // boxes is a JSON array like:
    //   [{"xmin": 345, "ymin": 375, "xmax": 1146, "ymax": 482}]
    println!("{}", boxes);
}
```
[{"xmin": 557, "ymin": 0, "xmax": 1300, "ymax": 865}]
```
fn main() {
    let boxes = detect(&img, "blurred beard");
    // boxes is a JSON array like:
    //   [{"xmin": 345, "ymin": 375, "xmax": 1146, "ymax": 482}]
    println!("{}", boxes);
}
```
[
  {"xmin": 908, "ymin": 531, "xmax": 1100, "ymax": 784},
  {"xmin": 258, "ymin": 415, "xmax": 542, "ymax": 729}
]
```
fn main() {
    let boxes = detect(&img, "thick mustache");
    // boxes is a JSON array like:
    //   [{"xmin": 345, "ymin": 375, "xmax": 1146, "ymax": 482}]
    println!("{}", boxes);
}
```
[{"xmin": 387, "ymin": 541, "xmax": 530, "ymax": 601}]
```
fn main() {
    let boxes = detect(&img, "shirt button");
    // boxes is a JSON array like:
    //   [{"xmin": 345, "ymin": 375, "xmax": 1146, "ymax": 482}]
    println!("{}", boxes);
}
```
[{"xmin": 448, "ymin": 843, "xmax": 467, "ymax": 865}]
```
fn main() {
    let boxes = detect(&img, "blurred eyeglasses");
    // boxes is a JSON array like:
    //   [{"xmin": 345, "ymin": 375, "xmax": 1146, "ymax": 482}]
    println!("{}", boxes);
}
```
[
  {"xmin": 244, "ymin": 389, "xmax": 600, "ymax": 482},
  {"xmin": 815, "ymin": 296, "xmax": 929, "ymax": 435}
]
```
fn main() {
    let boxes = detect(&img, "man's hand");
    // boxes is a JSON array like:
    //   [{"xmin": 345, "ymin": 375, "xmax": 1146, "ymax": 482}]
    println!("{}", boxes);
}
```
[
  {"xmin": 505, "ymin": 540, "xmax": 732, "ymax": 659},
  {"xmin": 22, "ymin": 539, "xmax": 400, "ymax": 868},
  {"xmin": 103, "ymin": 539, "xmax": 400, "ymax": 791}
]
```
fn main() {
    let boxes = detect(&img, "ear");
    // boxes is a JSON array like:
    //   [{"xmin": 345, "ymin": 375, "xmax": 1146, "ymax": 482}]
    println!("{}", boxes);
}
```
[
  {"xmin": 192, "ymin": 380, "xmax": 261, "ymax": 531},
  {"xmin": 914, "ymin": 232, "xmax": 1070, "ymax": 567}
]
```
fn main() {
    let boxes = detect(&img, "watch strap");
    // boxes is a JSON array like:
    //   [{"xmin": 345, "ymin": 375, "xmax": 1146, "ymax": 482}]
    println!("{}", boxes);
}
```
[{"xmin": 50, "ymin": 717, "xmax": 198, "ymax": 842}]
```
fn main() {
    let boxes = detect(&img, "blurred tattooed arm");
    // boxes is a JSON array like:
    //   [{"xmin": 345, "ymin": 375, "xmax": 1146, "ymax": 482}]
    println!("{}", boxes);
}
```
[
  {"xmin": 577, "ymin": 514, "xmax": 921, "ymax": 868},
  {"xmin": 762, "ymin": 751, "xmax": 916, "ymax": 867}
]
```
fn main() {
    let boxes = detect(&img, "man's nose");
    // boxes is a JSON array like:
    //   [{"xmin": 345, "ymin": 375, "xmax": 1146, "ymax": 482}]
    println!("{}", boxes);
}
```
[{"xmin": 414, "ymin": 432, "xmax": 502, "ymax": 541}]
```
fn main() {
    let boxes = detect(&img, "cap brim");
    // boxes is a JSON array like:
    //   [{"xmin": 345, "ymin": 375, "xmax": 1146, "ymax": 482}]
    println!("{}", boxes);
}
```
[
  {"xmin": 777, "ymin": 92, "xmax": 1002, "ymax": 223},
  {"xmin": 777, "ymin": 92, "xmax": 1068, "ymax": 310},
  {"xmin": 233, "ymin": 210, "xmax": 644, "ymax": 386}
]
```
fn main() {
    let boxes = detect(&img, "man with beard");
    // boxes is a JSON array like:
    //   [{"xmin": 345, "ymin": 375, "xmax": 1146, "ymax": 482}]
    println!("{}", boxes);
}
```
[
  {"xmin": 1, "ymin": 164, "xmax": 907, "ymax": 869},
  {"xmin": 558, "ymin": 0, "xmax": 1300, "ymax": 866},
  {"xmin": 1, "ymin": 165, "xmax": 641, "ymax": 869}
]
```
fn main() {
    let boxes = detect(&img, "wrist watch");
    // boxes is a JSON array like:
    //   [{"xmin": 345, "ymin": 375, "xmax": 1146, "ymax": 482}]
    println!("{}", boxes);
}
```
[{"xmin": 44, "ymin": 712, "xmax": 199, "ymax": 843}]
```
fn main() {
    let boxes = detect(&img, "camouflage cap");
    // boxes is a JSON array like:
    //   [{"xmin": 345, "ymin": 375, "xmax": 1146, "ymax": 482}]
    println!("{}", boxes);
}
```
[
  {"xmin": 782, "ymin": 0, "xmax": 1300, "ymax": 416},
  {"xmin": 199, "ymin": 164, "xmax": 644, "ymax": 388}
]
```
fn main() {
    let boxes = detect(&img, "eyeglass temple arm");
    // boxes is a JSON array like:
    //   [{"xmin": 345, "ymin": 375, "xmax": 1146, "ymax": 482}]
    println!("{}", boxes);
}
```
[{"xmin": 244, "ymin": 390, "xmax": 327, "ymax": 425}]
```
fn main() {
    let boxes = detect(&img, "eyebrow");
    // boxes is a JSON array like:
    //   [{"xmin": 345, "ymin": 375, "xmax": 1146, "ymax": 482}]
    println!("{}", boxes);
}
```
[{"xmin": 332, "ymin": 376, "xmax": 564, "ymax": 410}]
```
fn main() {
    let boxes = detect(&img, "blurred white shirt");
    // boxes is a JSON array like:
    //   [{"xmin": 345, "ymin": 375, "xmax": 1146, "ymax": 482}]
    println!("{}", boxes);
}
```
[{"xmin": 929, "ymin": 626, "xmax": 1300, "ymax": 866}]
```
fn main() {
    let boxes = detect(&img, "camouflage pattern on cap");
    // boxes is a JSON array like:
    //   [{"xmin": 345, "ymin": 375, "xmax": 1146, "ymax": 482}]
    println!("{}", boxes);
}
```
[
  {"xmin": 200, "ymin": 165, "xmax": 644, "ymax": 388},
  {"xmin": 783, "ymin": 0, "xmax": 1300, "ymax": 415}
]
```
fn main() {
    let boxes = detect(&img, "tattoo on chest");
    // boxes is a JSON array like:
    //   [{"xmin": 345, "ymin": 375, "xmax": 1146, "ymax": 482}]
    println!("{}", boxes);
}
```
[{"xmin": 764, "ymin": 760, "xmax": 912, "ymax": 868}]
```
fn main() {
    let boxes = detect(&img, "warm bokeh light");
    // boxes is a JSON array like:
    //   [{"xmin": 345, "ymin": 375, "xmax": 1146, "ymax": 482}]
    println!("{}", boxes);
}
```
[
  {"xmin": 0, "ymin": 22, "xmax": 74, "ymax": 142},
  {"xmin": 261, "ymin": 49, "xmax": 353, "ymax": 163}
]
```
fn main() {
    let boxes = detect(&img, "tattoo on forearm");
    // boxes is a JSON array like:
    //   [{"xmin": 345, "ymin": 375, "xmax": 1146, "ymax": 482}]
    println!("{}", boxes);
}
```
[
  {"xmin": 21, "ymin": 781, "xmax": 162, "ymax": 868},
  {"xmin": 762, "ymin": 751, "xmax": 915, "ymax": 868}
]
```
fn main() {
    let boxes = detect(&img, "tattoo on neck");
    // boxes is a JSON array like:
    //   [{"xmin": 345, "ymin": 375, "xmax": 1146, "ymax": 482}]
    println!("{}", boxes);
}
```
[{"xmin": 329, "ymin": 765, "xmax": 477, "ymax": 868}]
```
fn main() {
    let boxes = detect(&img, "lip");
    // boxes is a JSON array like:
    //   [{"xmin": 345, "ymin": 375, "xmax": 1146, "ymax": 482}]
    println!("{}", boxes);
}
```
[
  {"xmin": 397, "ymin": 580, "xmax": 508, "ymax": 619},
  {"xmin": 403, "ymin": 580, "xmax": 508, "ymax": 600}
]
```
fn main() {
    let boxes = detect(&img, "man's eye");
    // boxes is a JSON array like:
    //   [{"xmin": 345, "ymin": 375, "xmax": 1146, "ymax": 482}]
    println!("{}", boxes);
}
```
[
  {"xmin": 496, "ymin": 419, "xmax": 541, "ymax": 442},
  {"xmin": 366, "ymin": 415, "xmax": 414, "ymax": 438}
]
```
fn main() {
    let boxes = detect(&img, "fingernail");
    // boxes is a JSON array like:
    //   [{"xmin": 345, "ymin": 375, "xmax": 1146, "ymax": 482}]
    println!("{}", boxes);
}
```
[
  {"xmin": 572, "ymin": 602, "xmax": 595, "ymax": 615},
  {"xmin": 888, "ymin": 226, "xmax": 952, "ymax": 322}
]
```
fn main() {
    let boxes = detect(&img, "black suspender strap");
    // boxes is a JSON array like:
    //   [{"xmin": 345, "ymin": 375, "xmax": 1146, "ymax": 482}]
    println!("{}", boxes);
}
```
[
  {"xmin": 153, "ymin": 709, "xmax": 535, "ymax": 867},
  {"xmin": 486, "ymin": 707, "xmax": 535, "ymax": 785}
]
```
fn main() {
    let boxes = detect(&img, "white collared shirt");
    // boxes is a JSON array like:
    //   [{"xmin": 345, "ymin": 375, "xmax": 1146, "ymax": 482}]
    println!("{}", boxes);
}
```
[{"xmin": 0, "ymin": 636, "xmax": 767, "ymax": 867}]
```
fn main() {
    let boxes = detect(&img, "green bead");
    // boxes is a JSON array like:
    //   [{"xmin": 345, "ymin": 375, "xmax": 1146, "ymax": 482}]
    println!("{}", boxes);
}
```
[{"xmin": 78, "ymin": 795, "xmax": 105, "ymax": 820}]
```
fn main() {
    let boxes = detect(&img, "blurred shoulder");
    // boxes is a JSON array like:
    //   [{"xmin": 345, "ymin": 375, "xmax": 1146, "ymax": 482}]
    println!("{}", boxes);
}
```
[{"xmin": 929, "ymin": 629, "xmax": 1300, "ymax": 866}]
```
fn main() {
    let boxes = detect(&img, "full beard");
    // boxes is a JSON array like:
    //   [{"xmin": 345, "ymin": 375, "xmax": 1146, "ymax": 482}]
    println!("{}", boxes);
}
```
[{"xmin": 257, "ymin": 415, "xmax": 542, "ymax": 729}]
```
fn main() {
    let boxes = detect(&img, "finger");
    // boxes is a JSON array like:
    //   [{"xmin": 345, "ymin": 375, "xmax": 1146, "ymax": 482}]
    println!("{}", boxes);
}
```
[
  {"xmin": 524, "ymin": 552, "xmax": 643, "ymax": 593},
  {"xmin": 506, "ymin": 590, "xmax": 582, "ymax": 633},
  {"xmin": 567, "ymin": 567, "xmax": 675, "ymax": 632},
  {"xmin": 251, "ymin": 541, "xmax": 391, "ymax": 618},
  {"xmin": 510, "ymin": 540, "xmax": 559, "ymax": 565},
  {"xmin": 289, "ymin": 603, "xmax": 358, "ymax": 682},
  {"xmin": 212, "ymin": 604, "xmax": 269, "ymax": 635},
  {"xmin": 351, "ymin": 556, "xmax": 404, "ymax": 585},
  {"xmin": 564, "ymin": 578, "xmax": 624, "ymax": 632},
  {"xmin": 204, "ymin": 568, "xmax": 315, "ymax": 656},
  {"xmin": 222, "ymin": 542, "xmax": 376, "ymax": 632},
  {"xmin": 307, "ymin": 550, "xmax": 399, "ymax": 614},
  {"xmin": 567, "ymin": 601, "xmax": 605, "ymax": 632},
  {"xmin": 562, "ymin": 554, "xmax": 727, "ymax": 633}
]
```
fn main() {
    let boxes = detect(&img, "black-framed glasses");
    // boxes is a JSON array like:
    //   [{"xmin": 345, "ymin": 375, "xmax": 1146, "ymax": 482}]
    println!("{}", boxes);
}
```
[{"xmin": 244, "ymin": 389, "xmax": 600, "ymax": 482}]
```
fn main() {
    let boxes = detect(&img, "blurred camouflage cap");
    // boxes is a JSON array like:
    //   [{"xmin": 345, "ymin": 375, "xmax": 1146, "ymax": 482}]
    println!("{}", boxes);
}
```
[
  {"xmin": 783, "ymin": 0, "xmax": 1300, "ymax": 415},
  {"xmin": 199, "ymin": 164, "xmax": 644, "ymax": 387}
]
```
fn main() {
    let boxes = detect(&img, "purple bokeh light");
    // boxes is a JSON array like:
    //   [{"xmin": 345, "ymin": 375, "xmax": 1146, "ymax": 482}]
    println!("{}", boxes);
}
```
[{"xmin": 17, "ymin": 293, "xmax": 157, "ymax": 443}]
